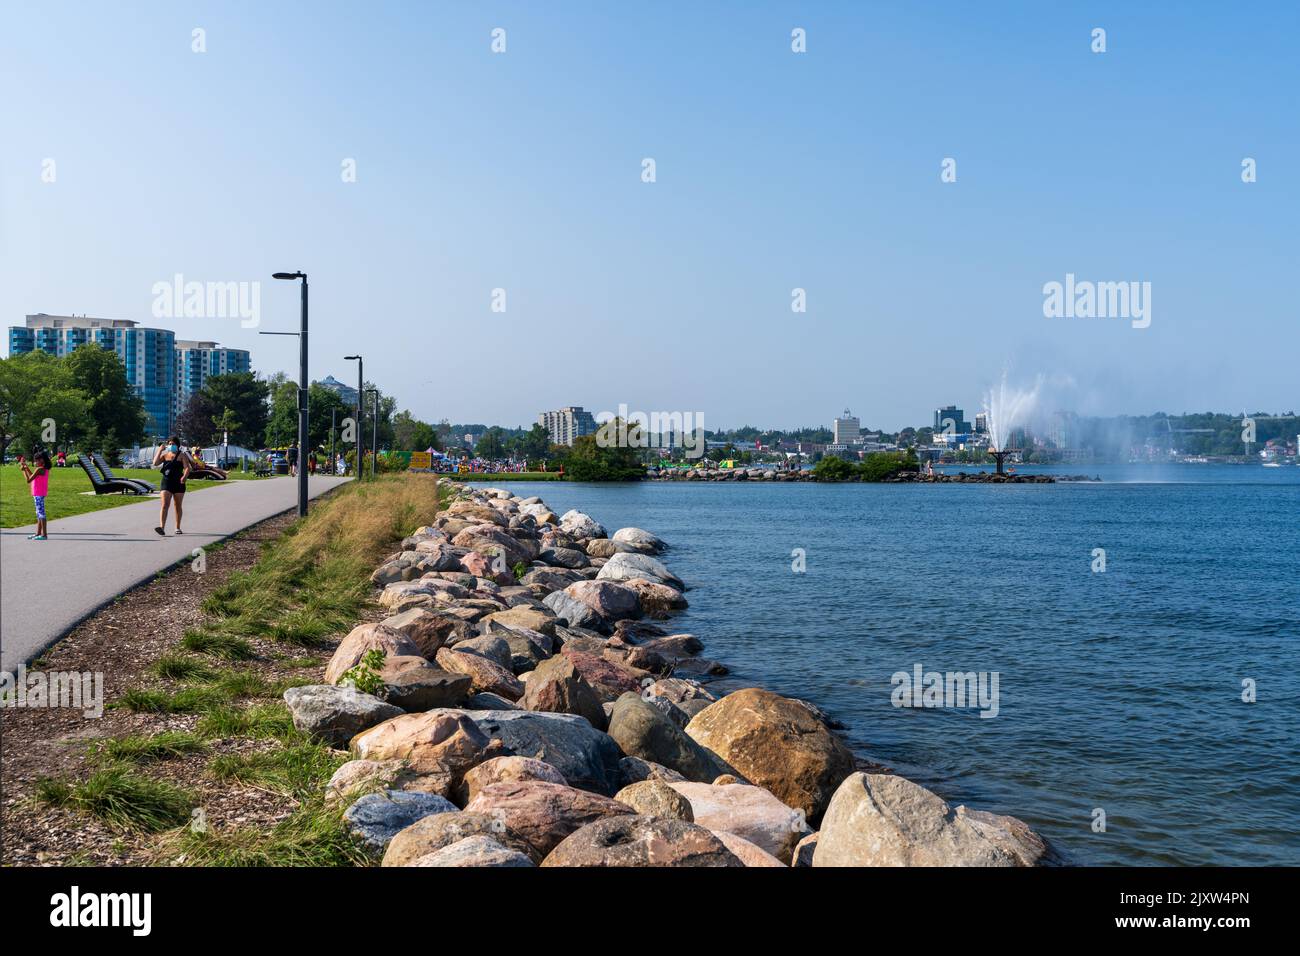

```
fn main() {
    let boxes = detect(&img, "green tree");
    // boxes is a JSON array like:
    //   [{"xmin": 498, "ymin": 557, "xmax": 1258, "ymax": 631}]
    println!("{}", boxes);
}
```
[
  {"xmin": 264, "ymin": 380, "xmax": 300, "ymax": 447},
  {"xmin": 392, "ymin": 410, "xmax": 439, "ymax": 451},
  {"xmin": 812, "ymin": 456, "xmax": 857, "ymax": 481},
  {"xmin": 200, "ymin": 373, "xmax": 270, "ymax": 448},
  {"xmin": 64, "ymin": 344, "xmax": 147, "ymax": 453},
  {"xmin": 518, "ymin": 423, "xmax": 552, "ymax": 461},
  {"xmin": 557, "ymin": 422, "xmax": 644, "ymax": 481},
  {"xmin": 176, "ymin": 391, "xmax": 218, "ymax": 445},
  {"xmin": 0, "ymin": 352, "xmax": 93, "ymax": 461},
  {"xmin": 475, "ymin": 426, "xmax": 507, "ymax": 459}
]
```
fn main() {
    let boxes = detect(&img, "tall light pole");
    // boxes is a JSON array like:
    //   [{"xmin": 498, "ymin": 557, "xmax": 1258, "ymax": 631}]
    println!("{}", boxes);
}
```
[
  {"xmin": 344, "ymin": 355, "xmax": 363, "ymax": 478},
  {"xmin": 366, "ymin": 387, "xmax": 379, "ymax": 479},
  {"xmin": 265, "ymin": 271, "xmax": 309, "ymax": 516}
]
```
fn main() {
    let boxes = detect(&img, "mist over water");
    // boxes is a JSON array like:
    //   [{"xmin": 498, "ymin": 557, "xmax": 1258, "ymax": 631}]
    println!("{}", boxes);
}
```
[
  {"xmin": 982, "ymin": 371, "xmax": 1043, "ymax": 451},
  {"xmin": 489, "ymin": 468, "xmax": 1300, "ymax": 866}
]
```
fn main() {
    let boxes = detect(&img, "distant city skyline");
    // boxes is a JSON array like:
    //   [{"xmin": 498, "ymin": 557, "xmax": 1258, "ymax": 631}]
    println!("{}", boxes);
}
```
[{"xmin": 2, "ymin": 3, "xmax": 1296, "ymax": 431}]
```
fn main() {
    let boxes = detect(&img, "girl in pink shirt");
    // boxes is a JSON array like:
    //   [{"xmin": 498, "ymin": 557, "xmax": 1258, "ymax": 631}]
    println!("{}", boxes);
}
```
[{"xmin": 20, "ymin": 450, "xmax": 51, "ymax": 540}]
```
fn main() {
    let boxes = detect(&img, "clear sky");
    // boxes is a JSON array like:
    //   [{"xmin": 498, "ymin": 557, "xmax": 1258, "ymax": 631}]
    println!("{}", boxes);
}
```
[{"xmin": 2, "ymin": 1, "xmax": 1296, "ymax": 432}]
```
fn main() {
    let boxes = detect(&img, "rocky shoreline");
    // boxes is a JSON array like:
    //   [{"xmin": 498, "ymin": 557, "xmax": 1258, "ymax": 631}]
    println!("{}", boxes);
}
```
[
  {"xmin": 648, "ymin": 466, "xmax": 1099, "ymax": 483},
  {"xmin": 283, "ymin": 483, "xmax": 1057, "ymax": 866}
]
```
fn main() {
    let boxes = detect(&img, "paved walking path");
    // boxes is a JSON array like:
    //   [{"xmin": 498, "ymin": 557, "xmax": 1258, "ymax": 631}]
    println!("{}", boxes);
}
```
[{"xmin": 0, "ymin": 475, "xmax": 351, "ymax": 672}]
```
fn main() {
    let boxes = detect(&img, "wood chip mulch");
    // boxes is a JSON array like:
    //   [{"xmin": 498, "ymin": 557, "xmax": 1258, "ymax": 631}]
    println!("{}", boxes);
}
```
[{"xmin": 0, "ymin": 501, "xmax": 360, "ymax": 867}]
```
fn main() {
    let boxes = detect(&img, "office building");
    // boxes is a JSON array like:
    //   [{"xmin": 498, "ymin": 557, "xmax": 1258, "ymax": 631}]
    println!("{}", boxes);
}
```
[
  {"xmin": 934, "ymin": 405, "xmax": 972, "ymax": 436},
  {"xmin": 538, "ymin": 406, "xmax": 597, "ymax": 446},
  {"xmin": 833, "ymin": 409, "xmax": 861, "ymax": 445}
]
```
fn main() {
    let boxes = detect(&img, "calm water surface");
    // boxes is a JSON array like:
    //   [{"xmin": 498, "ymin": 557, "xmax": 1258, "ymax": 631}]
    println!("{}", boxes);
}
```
[{"xmin": 479, "ymin": 465, "xmax": 1299, "ymax": 865}]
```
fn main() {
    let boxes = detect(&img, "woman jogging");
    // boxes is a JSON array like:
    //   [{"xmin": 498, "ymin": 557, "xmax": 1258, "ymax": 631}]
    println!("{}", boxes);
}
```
[{"xmin": 152, "ymin": 436, "xmax": 193, "ymax": 535}]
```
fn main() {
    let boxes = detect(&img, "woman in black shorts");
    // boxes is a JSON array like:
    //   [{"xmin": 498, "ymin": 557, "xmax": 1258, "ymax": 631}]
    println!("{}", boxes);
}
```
[{"xmin": 152, "ymin": 436, "xmax": 193, "ymax": 535}]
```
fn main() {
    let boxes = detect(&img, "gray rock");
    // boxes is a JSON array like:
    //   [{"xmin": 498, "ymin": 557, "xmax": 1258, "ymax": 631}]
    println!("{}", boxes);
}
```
[
  {"xmin": 430, "ymin": 708, "xmax": 623, "ymax": 796},
  {"xmin": 813, "ymin": 773, "xmax": 1050, "ymax": 867},
  {"xmin": 413, "ymin": 835, "xmax": 534, "ymax": 868},
  {"xmin": 559, "ymin": 510, "xmax": 607, "ymax": 539},
  {"xmin": 543, "ymin": 590, "xmax": 604, "ymax": 631},
  {"xmin": 453, "ymin": 634, "xmax": 513, "ymax": 670},
  {"xmin": 282, "ymin": 684, "xmax": 403, "ymax": 748},
  {"xmin": 606, "ymin": 692, "xmax": 733, "ymax": 783},
  {"xmin": 539, "ymin": 546, "xmax": 590, "ymax": 569},
  {"xmin": 611, "ymin": 527, "xmax": 666, "ymax": 553},
  {"xmin": 596, "ymin": 552, "xmax": 685, "ymax": 590},
  {"xmin": 379, "ymin": 668, "xmax": 473, "ymax": 712},
  {"xmin": 618, "ymin": 756, "xmax": 687, "ymax": 787},
  {"xmin": 344, "ymin": 789, "xmax": 457, "ymax": 856}
]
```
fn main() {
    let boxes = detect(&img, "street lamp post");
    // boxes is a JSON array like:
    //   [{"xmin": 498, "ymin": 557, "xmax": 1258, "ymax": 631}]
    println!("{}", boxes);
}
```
[
  {"xmin": 266, "ymin": 271, "xmax": 309, "ymax": 517},
  {"xmin": 366, "ymin": 387, "xmax": 379, "ymax": 479},
  {"xmin": 344, "ymin": 355, "xmax": 363, "ymax": 478}
]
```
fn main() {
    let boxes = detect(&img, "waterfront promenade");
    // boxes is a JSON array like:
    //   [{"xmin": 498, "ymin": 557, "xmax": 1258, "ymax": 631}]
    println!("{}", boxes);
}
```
[{"xmin": 0, "ymin": 475, "xmax": 350, "ymax": 672}]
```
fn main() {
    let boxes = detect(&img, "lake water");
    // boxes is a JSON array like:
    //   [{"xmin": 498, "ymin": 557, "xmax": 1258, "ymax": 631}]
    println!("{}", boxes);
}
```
[{"xmin": 479, "ymin": 465, "xmax": 1299, "ymax": 866}]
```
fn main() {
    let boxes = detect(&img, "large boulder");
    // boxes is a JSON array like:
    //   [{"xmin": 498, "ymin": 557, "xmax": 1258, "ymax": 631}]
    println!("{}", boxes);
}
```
[
  {"xmin": 813, "ymin": 773, "xmax": 1050, "ymax": 867},
  {"xmin": 559, "ymin": 510, "xmax": 607, "ymax": 540},
  {"xmin": 459, "ymin": 755, "xmax": 567, "ymax": 804},
  {"xmin": 541, "ymin": 815, "xmax": 742, "ymax": 867},
  {"xmin": 482, "ymin": 606, "xmax": 557, "ymax": 637},
  {"xmin": 344, "ymin": 790, "xmax": 457, "ymax": 856},
  {"xmin": 564, "ymin": 580, "xmax": 642, "ymax": 623},
  {"xmin": 560, "ymin": 650, "xmax": 646, "ymax": 703},
  {"xmin": 382, "ymin": 810, "xmax": 538, "ymax": 866},
  {"xmin": 413, "ymin": 836, "xmax": 534, "ymax": 868},
  {"xmin": 606, "ymin": 692, "xmax": 733, "ymax": 783},
  {"xmin": 445, "ymin": 501, "xmax": 509, "ymax": 527},
  {"xmin": 484, "ymin": 621, "xmax": 553, "ymax": 673},
  {"xmin": 586, "ymin": 538, "xmax": 637, "ymax": 558},
  {"xmin": 452, "ymin": 634, "xmax": 513, "ymax": 670},
  {"xmin": 282, "ymin": 685, "xmax": 402, "ymax": 748},
  {"xmin": 452, "ymin": 525, "xmax": 536, "ymax": 568},
  {"xmin": 611, "ymin": 527, "xmax": 666, "ymax": 553},
  {"xmin": 435, "ymin": 647, "xmax": 524, "ymax": 701},
  {"xmin": 543, "ymin": 590, "xmax": 604, "ymax": 631},
  {"xmin": 596, "ymin": 552, "xmax": 685, "ymax": 590},
  {"xmin": 685, "ymin": 688, "xmax": 855, "ymax": 822},
  {"xmin": 349, "ymin": 710, "xmax": 507, "ymax": 797},
  {"xmin": 324, "ymin": 623, "xmax": 421, "ymax": 685},
  {"xmin": 620, "ymin": 578, "xmax": 687, "ymax": 616},
  {"xmin": 376, "ymin": 581, "xmax": 443, "ymax": 613},
  {"xmin": 380, "ymin": 607, "xmax": 473, "ymax": 657},
  {"xmin": 444, "ymin": 709, "xmax": 624, "ymax": 795},
  {"xmin": 613, "ymin": 780, "xmax": 694, "ymax": 821},
  {"xmin": 538, "ymin": 546, "xmax": 588, "ymax": 569},
  {"xmin": 379, "ymin": 666, "xmax": 473, "ymax": 712},
  {"xmin": 465, "ymin": 781, "xmax": 634, "ymax": 858},
  {"xmin": 668, "ymin": 781, "xmax": 812, "ymax": 864},
  {"xmin": 521, "ymin": 654, "xmax": 608, "ymax": 730}
]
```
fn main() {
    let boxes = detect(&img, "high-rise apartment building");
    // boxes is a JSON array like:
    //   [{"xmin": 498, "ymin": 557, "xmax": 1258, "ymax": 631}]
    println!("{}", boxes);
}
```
[
  {"xmin": 538, "ymin": 406, "xmax": 597, "ymax": 446},
  {"xmin": 175, "ymin": 339, "xmax": 252, "ymax": 420},
  {"xmin": 9, "ymin": 314, "xmax": 250, "ymax": 439}
]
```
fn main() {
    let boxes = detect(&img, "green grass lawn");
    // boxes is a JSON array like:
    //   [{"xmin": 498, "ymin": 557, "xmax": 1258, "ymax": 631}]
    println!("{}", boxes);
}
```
[{"xmin": 0, "ymin": 462, "xmax": 272, "ymax": 528}]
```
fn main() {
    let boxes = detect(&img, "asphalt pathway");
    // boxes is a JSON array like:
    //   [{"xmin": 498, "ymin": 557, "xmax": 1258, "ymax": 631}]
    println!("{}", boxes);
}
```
[{"xmin": 0, "ymin": 475, "xmax": 351, "ymax": 672}]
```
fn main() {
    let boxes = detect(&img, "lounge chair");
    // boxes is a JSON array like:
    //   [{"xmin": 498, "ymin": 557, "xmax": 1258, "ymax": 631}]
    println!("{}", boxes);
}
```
[
  {"xmin": 187, "ymin": 464, "xmax": 227, "ymax": 481},
  {"xmin": 77, "ymin": 455, "xmax": 151, "ymax": 496},
  {"xmin": 91, "ymin": 453, "xmax": 157, "ymax": 493}
]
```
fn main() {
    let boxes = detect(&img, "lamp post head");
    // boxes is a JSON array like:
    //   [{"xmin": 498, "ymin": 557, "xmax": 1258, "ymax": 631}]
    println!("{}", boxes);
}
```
[
  {"xmin": 344, "ymin": 354, "xmax": 361, "ymax": 361},
  {"xmin": 272, "ymin": 271, "xmax": 306, "ymax": 281}
]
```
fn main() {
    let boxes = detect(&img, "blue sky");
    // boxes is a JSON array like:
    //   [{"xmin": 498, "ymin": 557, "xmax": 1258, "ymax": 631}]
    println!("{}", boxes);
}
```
[{"xmin": 2, "ymin": 1, "xmax": 1296, "ymax": 431}]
